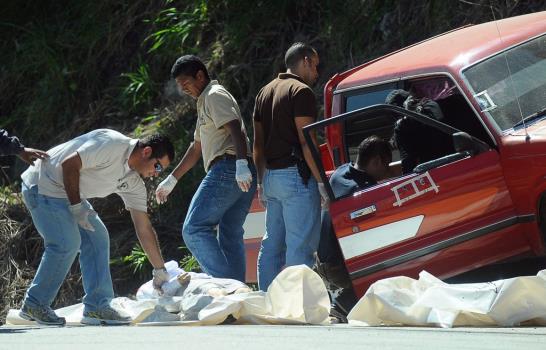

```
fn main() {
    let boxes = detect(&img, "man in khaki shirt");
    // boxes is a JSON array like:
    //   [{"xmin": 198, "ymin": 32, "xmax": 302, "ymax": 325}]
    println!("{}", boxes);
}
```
[{"xmin": 155, "ymin": 55, "xmax": 256, "ymax": 282}]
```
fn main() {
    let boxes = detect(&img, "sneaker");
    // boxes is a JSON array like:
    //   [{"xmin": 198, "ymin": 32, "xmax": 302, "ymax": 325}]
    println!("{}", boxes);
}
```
[
  {"xmin": 19, "ymin": 303, "xmax": 66, "ymax": 326},
  {"xmin": 81, "ymin": 305, "xmax": 131, "ymax": 325}
]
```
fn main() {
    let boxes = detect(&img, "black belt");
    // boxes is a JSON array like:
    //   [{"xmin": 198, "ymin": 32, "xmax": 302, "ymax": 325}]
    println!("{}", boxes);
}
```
[{"xmin": 209, "ymin": 153, "xmax": 252, "ymax": 168}]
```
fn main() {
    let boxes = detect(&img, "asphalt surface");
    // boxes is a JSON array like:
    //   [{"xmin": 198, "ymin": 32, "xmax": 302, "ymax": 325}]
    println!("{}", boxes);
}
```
[{"xmin": 2, "ymin": 324, "xmax": 546, "ymax": 350}]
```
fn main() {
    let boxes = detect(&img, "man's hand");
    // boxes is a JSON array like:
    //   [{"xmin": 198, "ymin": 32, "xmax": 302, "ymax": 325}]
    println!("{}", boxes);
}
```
[
  {"xmin": 69, "ymin": 202, "xmax": 96, "ymax": 231},
  {"xmin": 235, "ymin": 159, "xmax": 252, "ymax": 192},
  {"xmin": 257, "ymin": 184, "xmax": 266, "ymax": 208},
  {"xmin": 318, "ymin": 182, "xmax": 330, "ymax": 209},
  {"xmin": 152, "ymin": 267, "xmax": 170, "ymax": 294},
  {"xmin": 18, "ymin": 147, "xmax": 49, "ymax": 165},
  {"xmin": 155, "ymin": 174, "xmax": 178, "ymax": 204}
]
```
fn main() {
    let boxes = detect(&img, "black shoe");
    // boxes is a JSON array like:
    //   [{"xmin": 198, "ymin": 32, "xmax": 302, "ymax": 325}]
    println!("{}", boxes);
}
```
[
  {"xmin": 19, "ymin": 303, "xmax": 66, "ymax": 326},
  {"xmin": 329, "ymin": 306, "xmax": 348, "ymax": 324}
]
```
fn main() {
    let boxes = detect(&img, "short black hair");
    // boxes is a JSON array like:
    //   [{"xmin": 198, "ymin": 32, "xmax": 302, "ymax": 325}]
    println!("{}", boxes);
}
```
[
  {"xmin": 356, "ymin": 135, "xmax": 392, "ymax": 167},
  {"xmin": 385, "ymin": 89, "xmax": 410, "ymax": 107},
  {"xmin": 284, "ymin": 42, "xmax": 317, "ymax": 69},
  {"xmin": 138, "ymin": 134, "xmax": 175, "ymax": 162},
  {"xmin": 170, "ymin": 55, "xmax": 210, "ymax": 80}
]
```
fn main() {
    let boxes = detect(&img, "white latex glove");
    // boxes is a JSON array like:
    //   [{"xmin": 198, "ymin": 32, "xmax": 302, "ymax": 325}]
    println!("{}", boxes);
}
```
[
  {"xmin": 155, "ymin": 174, "xmax": 178, "ymax": 204},
  {"xmin": 318, "ymin": 182, "xmax": 330, "ymax": 209},
  {"xmin": 257, "ymin": 184, "xmax": 266, "ymax": 208},
  {"xmin": 69, "ymin": 202, "xmax": 96, "ymax": 232},
  {"xmin": 152, "ymin": 267, "xmax": 170, "ymax": 295},
  {"xmin": 235, "ymin": 159, "xmax": 252, "ymax": 192}
]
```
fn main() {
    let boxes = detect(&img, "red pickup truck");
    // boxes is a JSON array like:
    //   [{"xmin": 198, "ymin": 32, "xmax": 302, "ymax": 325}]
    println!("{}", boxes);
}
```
[{"xmin": 244, "ymin": 11, "xmax": 546, "ymax": 297}]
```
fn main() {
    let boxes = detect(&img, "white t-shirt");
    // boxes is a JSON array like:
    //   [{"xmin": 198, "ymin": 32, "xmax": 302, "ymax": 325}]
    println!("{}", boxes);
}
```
[
  {"xmin": 194, "ymin": 80, "xmax": 251, "ymax": 172},
  {"xmin": 21, "ymin": 129, "xmax": 147, "ymax": 212}
]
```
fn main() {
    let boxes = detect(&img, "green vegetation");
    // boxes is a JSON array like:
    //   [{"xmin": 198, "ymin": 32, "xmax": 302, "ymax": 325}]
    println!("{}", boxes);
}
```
[
  {"xmin": 111, "ymin": 244, "xmax": 152, "ymax": 280},
  {"xmin": 179, "ymin": 247, "xmax": 201, "ymax": 272},
  {"xmin": 1, "ymin": 0, "xmax": 545, "ymax": 323}
]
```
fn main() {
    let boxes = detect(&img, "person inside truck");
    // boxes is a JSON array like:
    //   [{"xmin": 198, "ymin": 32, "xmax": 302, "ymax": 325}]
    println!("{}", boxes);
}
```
[
  {"xmin": 315, "ymin": 135, "xmax": 392, "ymax": 322},
  {"xmin": 386, "ymin": 89, "xmax": 455, "ymax": 174}
]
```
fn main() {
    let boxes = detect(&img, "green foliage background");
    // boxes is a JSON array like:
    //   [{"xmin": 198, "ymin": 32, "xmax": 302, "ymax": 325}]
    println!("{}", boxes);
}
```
[{"xmin": 1, "ymin": 0, "xmax": 545, "ymax": 322}]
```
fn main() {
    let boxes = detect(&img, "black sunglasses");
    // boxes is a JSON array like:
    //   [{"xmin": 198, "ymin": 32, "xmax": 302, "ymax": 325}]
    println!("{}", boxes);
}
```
[{"xmin": 154, "ymin": 159, "xmax": 163, "ymax": 173}]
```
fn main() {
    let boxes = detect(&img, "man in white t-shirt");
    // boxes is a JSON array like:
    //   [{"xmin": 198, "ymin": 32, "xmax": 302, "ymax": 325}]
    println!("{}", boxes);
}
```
[
  {"xmin": 19, "ymin": 129, "xmax": 175, "ymax": 326},
  {"xmin": 155, "ymin": 55, "xmax": 256, "ymax": 282}
]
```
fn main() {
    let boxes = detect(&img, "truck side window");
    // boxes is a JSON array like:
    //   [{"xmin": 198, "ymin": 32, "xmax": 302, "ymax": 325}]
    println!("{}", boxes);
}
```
[{"xmin": 341, "ymin": 76, "xmax": 494, "ymax": 177}]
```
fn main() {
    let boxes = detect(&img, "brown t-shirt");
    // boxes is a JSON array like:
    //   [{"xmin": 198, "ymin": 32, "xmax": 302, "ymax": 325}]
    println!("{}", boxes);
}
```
[{"xmin": 252, "ymin": 73, "xmax": 317, "ymax": 169}]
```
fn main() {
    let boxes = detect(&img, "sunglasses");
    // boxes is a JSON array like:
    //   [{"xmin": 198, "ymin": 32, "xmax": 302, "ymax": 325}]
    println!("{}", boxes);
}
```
[{"xmin": 154, "ymin": 159, "xmax": 164, "ymax": 173}]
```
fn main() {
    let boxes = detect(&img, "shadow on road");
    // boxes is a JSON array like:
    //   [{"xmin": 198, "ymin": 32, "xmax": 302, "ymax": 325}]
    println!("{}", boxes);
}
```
[
  {"xmin": 446, "ymin": 256, "xmax": 546, "ymax": 284},
  {"xmin": 0, "ymin": 327, "xmax": 36, "ymax": 334}
]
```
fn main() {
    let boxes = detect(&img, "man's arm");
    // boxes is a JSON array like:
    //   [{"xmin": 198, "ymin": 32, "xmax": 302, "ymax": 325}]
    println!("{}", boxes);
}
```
[
  {"xmin": 294, "ymin": 116, "xmax": 322, "ymax": 182},
  {"xmin": 253, "ymin": 120, "xmax": 266, "ymax": 184},
  {"xmin": 62, "ymin": 152, "xmax": 83, "ymax": 205},
  {"xmin": 171, "ymin": 140, "xmax": 202, "ymax": 180},
  {"xmin": 155, "ymin": 140, "xmax": 202, "ymax": 203},
  {"xmin": 222, "ymin": 120, "xmax": 247, "ymax": 160},
  {"xmin": 295, "ymin": 116, "xmax": 330, "ymax": 206},
  {"xmin": 62, "ymin": 152, "xmax": 96, "ymax": 231},
  {"xmin": 0, "ymin": 129, "xmax": 48, "ymax": 164},
  {"xmin": 224, "ymin": 119, "xmax": 252, "ymax": 192},
  {"xmin": 130, "ymin": 209, "xmax": 170, "ymax": 292},
  {"xmin": 129, "ymin": 209, "xmax": 165, "ymax": 269}
]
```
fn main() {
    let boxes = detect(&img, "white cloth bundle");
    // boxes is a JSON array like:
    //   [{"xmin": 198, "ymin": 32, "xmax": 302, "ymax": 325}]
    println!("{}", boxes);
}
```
[
  {"xmin": 6, "ymin": 263, "xmax": 330, "ymax": 326},
  {"xmin": 348, "ymin": 269, "xmax": 546, "ymax": 328}
]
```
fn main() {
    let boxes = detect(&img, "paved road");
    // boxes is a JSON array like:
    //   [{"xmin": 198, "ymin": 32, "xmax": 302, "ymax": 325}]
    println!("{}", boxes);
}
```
[{"xmin": 2, "ymin": 324, "xmax": 546, "ymax": 350}]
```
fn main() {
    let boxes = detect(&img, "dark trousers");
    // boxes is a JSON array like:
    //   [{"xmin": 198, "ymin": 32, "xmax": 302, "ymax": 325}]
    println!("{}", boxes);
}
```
[{"xmin": 316, "ymin": 210, "xmax": 358, "ymax": 319}]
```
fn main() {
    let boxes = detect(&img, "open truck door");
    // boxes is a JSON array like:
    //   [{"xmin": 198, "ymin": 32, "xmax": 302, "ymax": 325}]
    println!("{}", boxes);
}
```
[{"xmin": 303, "ymin": 104, "xmax": 534, "ymax": 297}]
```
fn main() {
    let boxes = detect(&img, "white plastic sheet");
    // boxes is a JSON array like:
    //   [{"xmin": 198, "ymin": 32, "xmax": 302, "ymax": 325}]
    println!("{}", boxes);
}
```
[
  {"xmin": 6, "ymin": 264, "xmax": 330, "ymax": 326},
  {"xmin": 348, "ymin": 269, "xmax": 546, "ymax": 328}
]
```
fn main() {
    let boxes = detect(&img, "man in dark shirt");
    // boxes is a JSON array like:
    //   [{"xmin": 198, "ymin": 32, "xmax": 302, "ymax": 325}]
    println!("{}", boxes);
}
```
[
  {"xmin": 253, "ymin": 42, "xmax": 329, "ymax": 291},
  {"xmin": 316, "ymin": 135, "xmax": 392, "ymax": 322}
]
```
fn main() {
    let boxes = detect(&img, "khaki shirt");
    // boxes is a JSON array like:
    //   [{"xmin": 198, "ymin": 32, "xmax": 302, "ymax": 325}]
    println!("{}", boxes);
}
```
[
  {"xmin": 21, "ymin": 129, "xmax": 148, "ymax": 212},
  {"xmin": 194, "ymin": 80, "xmax": 250, "ymax": 171}
]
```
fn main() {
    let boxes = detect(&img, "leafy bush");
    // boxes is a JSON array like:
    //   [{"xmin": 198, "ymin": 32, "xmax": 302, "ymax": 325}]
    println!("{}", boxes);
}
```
[{"xmin": 121, "ymin": 63, "xmax": 157, "ymax": 112}]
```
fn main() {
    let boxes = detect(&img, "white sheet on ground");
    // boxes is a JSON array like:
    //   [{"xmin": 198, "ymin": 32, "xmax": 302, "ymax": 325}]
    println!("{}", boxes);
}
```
[
  {"xmin": 6, "ymin": 263, "xmax": 330, "ymax": 326},
  {"xmin": 347, "ymin": 269, "xmax": 546, "ymax": 328}
]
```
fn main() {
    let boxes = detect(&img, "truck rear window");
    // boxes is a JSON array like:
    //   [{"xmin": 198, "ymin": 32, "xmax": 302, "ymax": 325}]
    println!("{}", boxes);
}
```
[{"xmin": 345, "ymin": 83, "xmax": 397, "ymax": 112}]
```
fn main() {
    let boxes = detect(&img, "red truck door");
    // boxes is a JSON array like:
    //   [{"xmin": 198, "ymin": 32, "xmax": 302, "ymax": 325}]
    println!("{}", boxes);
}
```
[{"xmin": 304, "ymin": 105, "xmax": 535, "ymax": 297}]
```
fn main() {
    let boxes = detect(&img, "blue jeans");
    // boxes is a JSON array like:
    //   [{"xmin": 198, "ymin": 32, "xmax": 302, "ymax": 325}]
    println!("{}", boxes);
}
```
[
  {"xmin": 21, "ymin": 183, "xmax": 114, "ymax": 312},
  {"xmin": 257, "ymin": 166, "xmax": 321, "ymax": 291},
  {"xmin": 182, "ymin": 158, "xmax": 256, "ymax": 282}
]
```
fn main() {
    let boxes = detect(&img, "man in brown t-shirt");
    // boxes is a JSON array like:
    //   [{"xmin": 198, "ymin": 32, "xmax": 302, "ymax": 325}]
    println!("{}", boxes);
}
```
[{"xmin": 253, "ymin": 42, "xmax": 329, "ymax": 291}]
